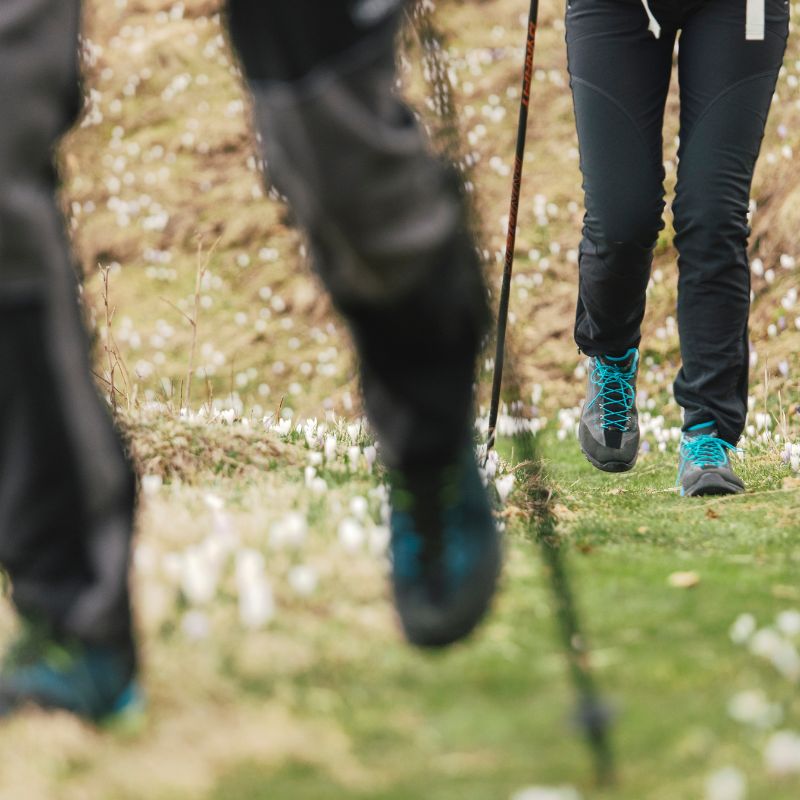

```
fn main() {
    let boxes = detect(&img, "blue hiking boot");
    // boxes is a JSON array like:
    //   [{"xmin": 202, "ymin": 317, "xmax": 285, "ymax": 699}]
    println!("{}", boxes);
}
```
[
  {"xmin": 678, "ymin": 422, "xmax": 744, "ymax": 497},
  {"xmin": 0, "ymin": 621, "xmax": 144, "ymax": 727},
  {"xmin": 579, "ymin": 348, "xmax": 640, "ymax": 473},
  {"xmin": 389, "ymin": 447, "xmax": 501, "ymax": 648}
]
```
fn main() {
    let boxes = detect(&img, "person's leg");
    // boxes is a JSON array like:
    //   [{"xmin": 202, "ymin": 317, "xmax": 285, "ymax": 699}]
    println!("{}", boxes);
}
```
[
  {"xmin": 227, "ymin": 0, "xmax": 487, "ymax": 472},
  {"xmin": 567, "ymin": 0, "xmax": 676, "ymax": 357},
  {"xmin": 566, "ymin": 0, "xmax": 676, "ymax": 471},
  {"xmin": 0, "ymin": 0, "xmax": 138, "ymax": 717},
  {"xmin": 672, "ymin": 0, "xmax": 789, "ymax": 448},
  {"xmin": 226, "ymin": 1, "xmax": 498, "ymax": 647}
]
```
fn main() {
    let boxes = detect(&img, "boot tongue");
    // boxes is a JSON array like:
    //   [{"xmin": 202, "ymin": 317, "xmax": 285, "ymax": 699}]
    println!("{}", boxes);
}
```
[
  {"xmin": 686, "ymin": 425, "xmax": 718, "ymax": 440},
  {"xmin": 599, "ymin": 352, "xmax": 636, "ymax": 371}
]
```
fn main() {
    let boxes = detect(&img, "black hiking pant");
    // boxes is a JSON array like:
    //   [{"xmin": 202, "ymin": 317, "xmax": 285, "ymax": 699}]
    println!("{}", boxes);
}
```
[
  {"xmin": 0, "ymin": 0, "xmax": 136, "ymax": 646},
  {"xmin": 227, "ymin": 1, "xmax": 488, "ymax": 469},
  {"xmin": 567, "ymin": 0, "xmax": 789, "ymax": 444},
  {"xmin": 0, "ymin": 1, "xmax": 485, "ymax": 642}
]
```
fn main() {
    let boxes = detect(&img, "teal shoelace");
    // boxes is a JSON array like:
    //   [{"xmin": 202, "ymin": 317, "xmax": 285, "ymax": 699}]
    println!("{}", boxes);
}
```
[
  {"xmin": 586, "ymin": 359, "xmax": 637, "ymax": 431},
  {"xmin": 679, "ymin": 434, "xmax": 739, "ymax": 478}
]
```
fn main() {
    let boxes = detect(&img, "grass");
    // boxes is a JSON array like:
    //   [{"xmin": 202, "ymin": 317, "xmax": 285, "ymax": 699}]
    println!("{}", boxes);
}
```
[
  {"xmin": 0, "ymin": 0, "xmax": 799, "ymax": 797},
  {"xmin": 203, "ymin": 435, "xmax": 799, "ymax": 800},
  {"xmin": 3, "ymin": 423, "xmax": 797, "ymax": 799}
]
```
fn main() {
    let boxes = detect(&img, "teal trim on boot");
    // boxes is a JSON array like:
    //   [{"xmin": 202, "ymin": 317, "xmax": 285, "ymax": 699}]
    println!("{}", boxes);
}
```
[{"xmin": 0, "ymin": 625, "xmax": 143, "ymax": 726}]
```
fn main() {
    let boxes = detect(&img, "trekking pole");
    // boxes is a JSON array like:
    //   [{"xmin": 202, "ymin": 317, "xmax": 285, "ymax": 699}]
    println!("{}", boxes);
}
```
[
  {"xmin": 410, "ymin": 3, "xmax": 615, "ymax": 786},
  {"xmin": 486, "ymin": 0, "xmax": 539, "ymax": 453},
  {"xmin": 481, "ymin": 4, "xmax": 616, "ymax": 785}
]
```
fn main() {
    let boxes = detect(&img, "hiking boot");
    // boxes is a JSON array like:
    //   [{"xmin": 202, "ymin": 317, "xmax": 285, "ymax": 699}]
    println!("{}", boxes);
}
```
[
  {"xmin": 389, "ymin": 446, "xmax": 501, "ymax": 648},
  {"xmin": 678, "ymin": 422, "xmax": 744, "ymax": 497},
  {"xmin": 0, "ymin": 620, "xmax": 144, "ymax": 726},
  {"xmin": 579, "ymin": 348, "xmax": 640, "ymax": 473}
]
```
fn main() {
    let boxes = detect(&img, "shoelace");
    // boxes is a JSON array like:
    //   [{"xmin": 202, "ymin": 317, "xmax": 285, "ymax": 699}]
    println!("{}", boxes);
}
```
[
  {"xmin": 586, "ymin": 359, "xmax": 637, "ymax": 431},
  {"xmin": 679, "ymin": 434, "xmax": 739, "ymax": 476}
]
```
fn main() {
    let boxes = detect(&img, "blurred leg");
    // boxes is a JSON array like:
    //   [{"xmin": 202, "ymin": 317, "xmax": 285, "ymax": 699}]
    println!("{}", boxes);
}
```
[
  {"xmin": 0, "ymin": 0, "xmax": 135, "ymax": 646},
  {"xmin": 227, "ymin": 0, "xmax": 488, "ymax": 469},
  {"xmin": 672, "ymin": 0, "xmax": 789, "ymax": 444},
  {"xmin": 566, "ymin": 0, "xmax": 675, "ymax": 356}
]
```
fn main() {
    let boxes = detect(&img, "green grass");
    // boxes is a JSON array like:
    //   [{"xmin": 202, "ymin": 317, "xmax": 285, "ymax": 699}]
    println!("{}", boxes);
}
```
[
  {"xmin": 0, "ymin": 421, "xmax": 797, "ymax": 799},
  {"xmin": 194, "ymin": 433, "xmax": 800, "ymax": 800}
]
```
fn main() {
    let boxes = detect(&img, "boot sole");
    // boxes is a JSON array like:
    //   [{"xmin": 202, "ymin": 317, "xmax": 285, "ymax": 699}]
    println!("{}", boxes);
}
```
[
  {"xmin": 582, "ymin": 450, "xmax": 637, "ymax": 473},
  {"xmin": 681, "ymin": 472, "xmax": 745, "ymax": 497}
]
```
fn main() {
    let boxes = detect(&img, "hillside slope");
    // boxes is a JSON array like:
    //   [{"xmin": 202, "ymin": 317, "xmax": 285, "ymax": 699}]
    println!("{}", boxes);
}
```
[{"xmin": 64, "ymin": 0, "xmax": 800, "ymax": 425}]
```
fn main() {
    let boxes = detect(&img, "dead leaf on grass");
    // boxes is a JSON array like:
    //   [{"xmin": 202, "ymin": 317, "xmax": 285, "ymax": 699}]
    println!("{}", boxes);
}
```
[{"xmin": 668, "ymin": 571, "xmax": 701, "ymax": 589}]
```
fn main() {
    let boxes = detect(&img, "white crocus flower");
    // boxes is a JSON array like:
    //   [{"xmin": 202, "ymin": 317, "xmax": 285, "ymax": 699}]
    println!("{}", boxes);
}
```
[
  {"xmin": 288, "ymin": 565, "xmax": 318, "ymax": 597},
  {"xmin": 338, "ymin": 517, "xmax": 365, "ymax": 552},
  {"xmin": 764, "ymin": 731, "xmax": 800, "ymax": 776},
  {"xmin": 729, "ymin": 613, "xmax": 757, "ymax": 645},
  {"xmin": 304, "ymin": 466, "xmax": 317, "ymax": 487},
  {"xmin": 727, "ymin": 689, "xmax": 782, "ymax": 729},
  {"xmin": 181, "ymin": 610, "xmax": 210, "ymax": 641},
  {"xmin": 274, "ymin": 418, "xmax": 292, "ymax": 437},
  {"xmin": 310, "ymin": 476, "xmax": 328, "ymax": 495},
  {"xmin": 364, "ymin": 445, "xmax": 378, "ymax": 472},
  {"xmin": 203, "ymin": 492, "xmax": 224, "ymax": 511},
  {"xmin": 484, "ymin": 449, "xmax": 500, "ymax": 479},
  {"xmin": 348, "ymin": 445, "xmax": 361, "ymax": 472},
  {"xmin": 369, "ymin": 525, "xmax": 391, "ymax": 557},
  {"xmin": 350, "ymin": 496, "xmax": 369, "ymax": 520},
  {"xmin": 777, "ymin": 610, "xmax": 800, "ymax": 638},
  {"xmin": 749, "ymin": 628, "xmax": 783, "ymax": 659},
  {"xmin": 269, "ymin": 512, "xmax": 308, "ymax": 550},
  {"xmin": 324, "ymin": 435, "xmax": 338, "ymax": 463},
  {"xmin": 141, "ymin": 474, "xmax": 163, "ymax": 495},
  {"xmin": 303, "ymin": 418, "xmax": 320, "ymax": 447},
  {"xmin": 705, "ymin": 767, "xmax": 747, "ymax": 800},
  {"xmin": 496, "ymin": 473, "xmax": 516, "ymax": 503},
  {"xmin": 181, "ymin": 546, "xmax": 219, "ymax": 606},
  {"xmin": 236, "ymin": 549, "xmax": 275, "ymax": 629}
]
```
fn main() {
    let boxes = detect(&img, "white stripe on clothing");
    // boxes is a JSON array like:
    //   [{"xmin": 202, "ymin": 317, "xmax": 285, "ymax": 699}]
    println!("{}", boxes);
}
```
[
  {"xmin": 640, "ymin": 0, "xmax": 662, "ymax": 38},
  {"xmin": 746, "ymin": 0, "xmax": 766, "ymax": 41}
]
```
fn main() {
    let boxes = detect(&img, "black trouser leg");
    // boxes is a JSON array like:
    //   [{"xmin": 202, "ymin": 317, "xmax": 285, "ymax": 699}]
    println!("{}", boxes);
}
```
[
  {"xmin": 566, "ymin": 0, "xmax": 674, "ymax": 357},
  {"xmin": 672, "ymin": 0, "xmax": 788, "ymax": 444},
  {"xmin": 0, "ymin": 0, "xmax": 135, "ymax": 645},
  {"xmin": 227, "ymin": 1, "xmax": 488, "ymax": 469},
  {"xmin": 567, "ymin": 0, "xmax": 788, "ymax": 444}
]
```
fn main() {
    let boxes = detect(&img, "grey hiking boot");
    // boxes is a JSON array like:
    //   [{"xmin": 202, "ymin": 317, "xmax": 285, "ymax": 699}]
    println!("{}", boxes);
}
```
[
  {"xmin": 678, "ymin": 422, "xmax": 744, "ymax": 497},
  {"xmin": 579, "ymin": 348, "xmax": 640, "ymax": 473}
]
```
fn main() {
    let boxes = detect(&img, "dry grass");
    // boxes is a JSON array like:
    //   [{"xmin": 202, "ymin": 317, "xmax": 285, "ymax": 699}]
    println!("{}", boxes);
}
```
[{"xmin": 121, "ymin": 410, "xmax": 291, "ymax": 482}]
